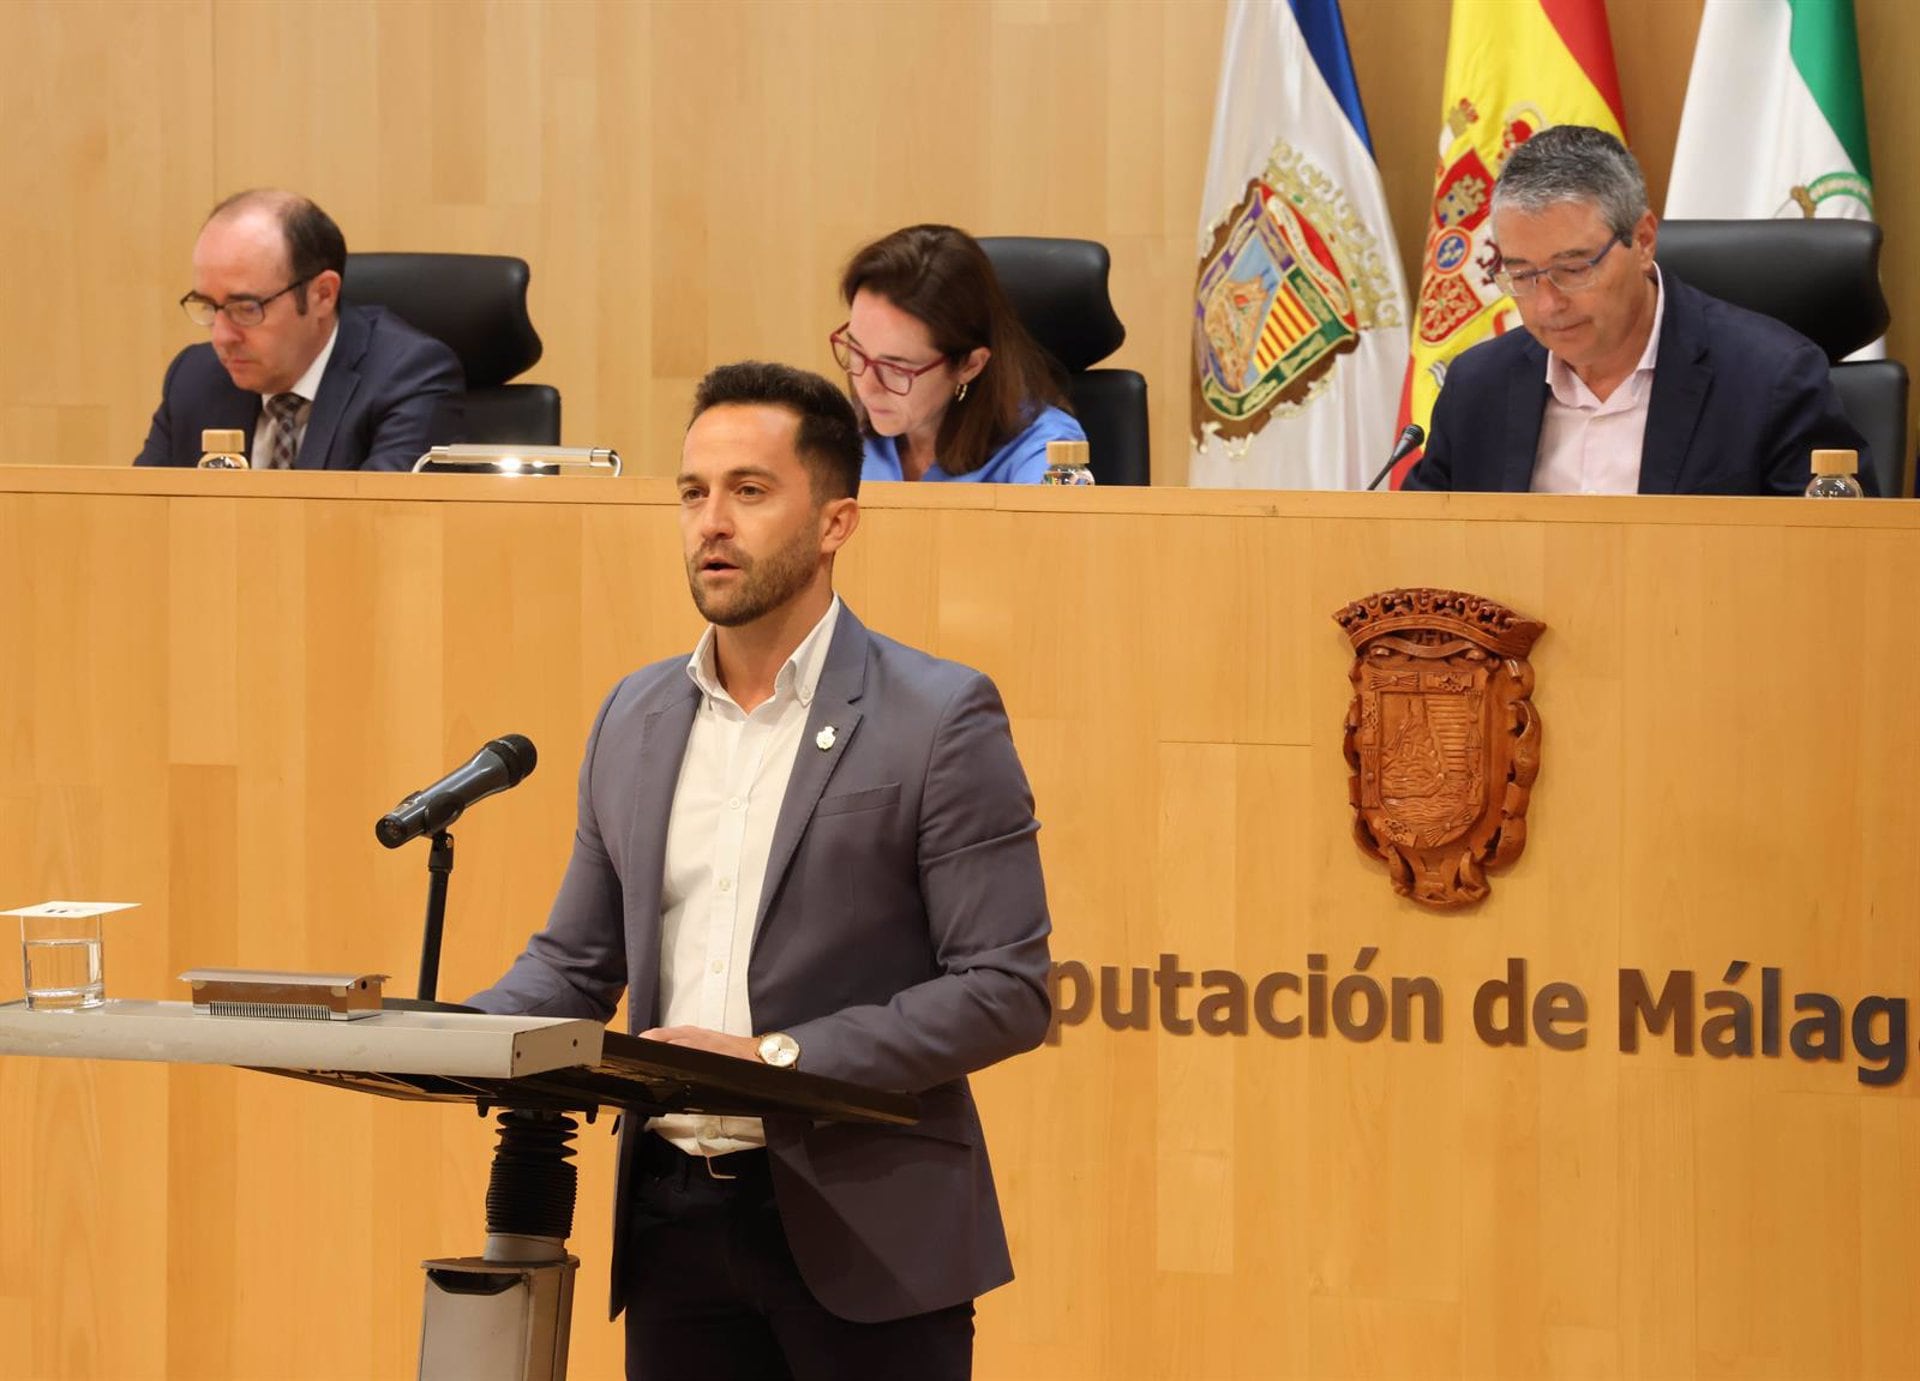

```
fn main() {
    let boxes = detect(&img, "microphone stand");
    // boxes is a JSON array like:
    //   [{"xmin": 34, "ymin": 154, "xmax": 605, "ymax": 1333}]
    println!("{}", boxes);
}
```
[
  {"xmin": 374, "ymin": 733, "xmax": 535, "ymax": 1010},
  {"xmin": 417, "ymin": 830, "xmax": 455, "ymax": 1002},
  {"xmin": 1367, "ymin": 424, "xmax": 1425, "ymax": 491}
]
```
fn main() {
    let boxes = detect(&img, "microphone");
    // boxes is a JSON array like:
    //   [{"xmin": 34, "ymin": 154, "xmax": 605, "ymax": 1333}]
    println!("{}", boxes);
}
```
[
  {"xmin": 1366, "ymin": 423, "xmax": 1425, "ymax": 491},
  {"xmin": 376, "ymin": 734, "xmax": 537, "ymax": 849}
]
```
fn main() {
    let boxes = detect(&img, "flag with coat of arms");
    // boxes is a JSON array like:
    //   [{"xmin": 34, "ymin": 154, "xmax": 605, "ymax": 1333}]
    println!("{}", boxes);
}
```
[
  {"xmin": 1188, "ymin": 0, "xmax": 1408, "ymax": 490},
  {"xmin": 1667, "ymin": 0, "xmax": 1873, "ymax": 224},
  {"xmin": 1388, "ymin": 0, "xmax": 1627, "ymax": 486},
  {"xmin": 1666, "ymin": 0, "xmax": 1881, "ymax": 357}
]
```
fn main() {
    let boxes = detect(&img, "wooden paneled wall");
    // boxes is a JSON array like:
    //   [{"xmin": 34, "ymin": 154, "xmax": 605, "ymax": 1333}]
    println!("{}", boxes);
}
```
[
  {"xmin": 3, "ymin": 470, "xmax": 1920, "ymax": 1379},
  {"xmin": 0, "ymin": 0, "xmax": 1914, "ymax": 485}
]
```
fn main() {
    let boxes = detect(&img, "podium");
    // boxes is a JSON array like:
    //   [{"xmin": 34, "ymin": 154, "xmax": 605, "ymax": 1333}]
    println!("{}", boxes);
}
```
[{"xmin": 0, "ymin": 998, "xmax": 917, "ymax": 1379}]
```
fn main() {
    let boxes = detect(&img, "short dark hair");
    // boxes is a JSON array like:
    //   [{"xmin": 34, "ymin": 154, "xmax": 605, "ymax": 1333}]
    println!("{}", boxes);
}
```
[
  {"xmin": 690, "ymin": 362, "xmax": 864, "ymax": 501},
  {"xmin": 840, "ymin": 224, "xmax": 1070, "ymax": 476},
  {"xmin": 1491, "ymin": 125, "xmax": 1649, "ymax": 240},
  {"xmin": 205, "ymin": 189, "xmax": 348, "ymax": 314}
]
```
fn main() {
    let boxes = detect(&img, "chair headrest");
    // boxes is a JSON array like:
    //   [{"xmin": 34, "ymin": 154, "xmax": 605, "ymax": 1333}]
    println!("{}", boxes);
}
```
[
  {"xmin": 341, "ymin": 252, "xmax": 543, "ymax": 386},
  {"xmin": 1653, "ymin": 219, "xmax": 1888, "ymax": 361},
  {"xmin": 977, "ymin": 237, "xmax": 1126, "ymax": 371}
]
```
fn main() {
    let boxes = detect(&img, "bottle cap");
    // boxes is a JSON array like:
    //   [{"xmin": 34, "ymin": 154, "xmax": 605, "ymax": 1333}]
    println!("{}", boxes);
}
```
[
  {"xmin": 201, "ymin": 429, "xmax": 245, "ymax": 455},
  {"xmin": 1810, "ymin": 448, "xmax": 1858, "ymax": 477},
  {"xmin": 1046, "ymin": 440, "xmax": 1090, "ymax": 467}
]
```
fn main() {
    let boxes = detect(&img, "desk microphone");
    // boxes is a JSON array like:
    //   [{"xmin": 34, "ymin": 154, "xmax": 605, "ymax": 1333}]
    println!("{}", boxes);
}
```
[
  {"xmin": 1366, "ymin": 424, "xmax": 1425, "ymax": 491},
  {"xmin": 376, "ymin": 734, "xmax": 537, "ymax": 848}
]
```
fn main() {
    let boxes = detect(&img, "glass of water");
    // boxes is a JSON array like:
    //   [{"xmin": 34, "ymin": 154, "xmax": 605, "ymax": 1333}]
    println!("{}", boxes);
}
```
[{"xmin": 20, "ymin": 910, "xmax": 105, "ymax": 1010}]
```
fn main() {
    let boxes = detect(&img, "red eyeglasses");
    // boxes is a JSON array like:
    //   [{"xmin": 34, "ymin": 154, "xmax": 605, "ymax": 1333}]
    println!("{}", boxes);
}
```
[{"xmin": 829, "ymin": 326, "xmax": 948, "ymax": 396}]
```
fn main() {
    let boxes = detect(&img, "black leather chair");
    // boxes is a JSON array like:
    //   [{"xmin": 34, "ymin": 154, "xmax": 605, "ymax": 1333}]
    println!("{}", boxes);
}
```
[
  {"xmin": 342, "ymin": 253, "xmax": 561, "ymax": 445},
  {"xmin": 978, "ymin": 237, "xmax": 1150, "ymax": 485},
  {"xmin": 1654, "ymin": 220, "xmax": 1909, "ymax": 496}
]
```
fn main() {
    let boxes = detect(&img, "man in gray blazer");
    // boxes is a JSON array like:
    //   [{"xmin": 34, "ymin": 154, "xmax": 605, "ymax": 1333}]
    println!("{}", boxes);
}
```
[{"xmin": 470, "ymin": 361, "xmax": 1053, "ymax": 1380}]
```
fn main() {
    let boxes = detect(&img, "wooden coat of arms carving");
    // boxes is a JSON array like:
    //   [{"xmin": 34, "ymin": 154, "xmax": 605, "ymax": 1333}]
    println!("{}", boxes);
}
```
[{"xmin": 1334, "ymin": 589, "xmax": 1544, "ymax": 908}]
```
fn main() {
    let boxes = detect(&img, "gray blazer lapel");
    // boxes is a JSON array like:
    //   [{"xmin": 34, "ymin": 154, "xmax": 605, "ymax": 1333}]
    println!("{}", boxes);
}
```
[
  {"xmin": 623, "ymin": 679, "xmax": 699, "ymax": 1027},
  {"xmin": 754, "ymin": 610, "xmax": 870, "ymax": 942}
]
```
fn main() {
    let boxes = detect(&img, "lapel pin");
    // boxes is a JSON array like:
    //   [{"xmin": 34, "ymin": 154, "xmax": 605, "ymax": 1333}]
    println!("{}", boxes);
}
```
[{"xmin": 815, "ymin": 725, "xmax": 836, "ymax": 752}]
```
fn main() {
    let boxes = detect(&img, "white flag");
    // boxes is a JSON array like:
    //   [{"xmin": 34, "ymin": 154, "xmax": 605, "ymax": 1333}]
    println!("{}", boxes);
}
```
[
  {"xmin": 1189, "ymin": 0, "xmax": 1408, "ymax": 490},
  {"xmin": 1668, "ymin": 0, "xmax": 1883, "ymax": 363},
  {"xmin": 1667, "ymin": 0, "xmax": 1874, "ymax": 224}
]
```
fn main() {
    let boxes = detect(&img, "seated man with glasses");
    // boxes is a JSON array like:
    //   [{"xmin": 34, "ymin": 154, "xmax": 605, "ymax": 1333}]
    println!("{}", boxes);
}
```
[
  {"xmin": 134, "ymin": 189, "xmax": 462, "ymax": 471},
  {"xmin": 1403, "ymin": 125, "xmax": 1871, "ymax": 495}
]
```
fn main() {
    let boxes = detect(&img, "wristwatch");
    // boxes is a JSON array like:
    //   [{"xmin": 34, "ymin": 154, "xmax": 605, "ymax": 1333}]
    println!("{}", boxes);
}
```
[{"xmin": 757, "ymin": 1031, "xmax": 800, "ymax": 1069}]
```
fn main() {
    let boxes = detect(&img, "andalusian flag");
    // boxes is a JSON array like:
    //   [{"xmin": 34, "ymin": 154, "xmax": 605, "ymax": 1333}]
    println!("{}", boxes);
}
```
[
  {"xmin": 1667, "ymin": 0, "xmax": 1873, "ymax": 221},
  {"xmin": 1189, "ymin": 0, "xmax": 1407, "ymax": 490},
  {"xmin": 1390, "ymin": 0, "xmax": 1626, "ymax": 486}
]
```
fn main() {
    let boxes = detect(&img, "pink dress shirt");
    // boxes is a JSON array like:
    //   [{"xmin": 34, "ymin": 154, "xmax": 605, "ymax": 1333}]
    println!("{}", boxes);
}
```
[{"xmin": 1531, "ymin": 270, "xmax": 1667, "ymax": 495}]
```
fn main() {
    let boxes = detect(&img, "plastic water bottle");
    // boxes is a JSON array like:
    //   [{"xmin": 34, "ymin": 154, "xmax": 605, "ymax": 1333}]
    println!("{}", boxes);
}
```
[
  {"xmin": 1041, "ymin": 439, "xmax": 1095, "ymax": 486},
  {"xmin": 198, "ymin": 428, "xmax": 249, "ymax": 470},
  {"xmin": 1805, "ymin": 448, "xmax": 1863, "ymax": 498}
]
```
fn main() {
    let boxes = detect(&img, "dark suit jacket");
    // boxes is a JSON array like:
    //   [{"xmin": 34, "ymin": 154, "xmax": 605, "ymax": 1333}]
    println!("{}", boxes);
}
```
[
  {"xmin": 1404, "ymin": 274, "xmax": 1875, "ymax": 495},
  {"xmin": 469, "ymin": 606, "xmax": 1054, "ymax": 1324},
  {"xmin": 133, "ymin": 304, "xmax": 463, "ymax": 471}
]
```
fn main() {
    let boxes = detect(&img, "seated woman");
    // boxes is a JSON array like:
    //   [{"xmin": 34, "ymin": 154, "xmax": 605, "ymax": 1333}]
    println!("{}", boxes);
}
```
[{"xmin": 832, "ymin": 224, "xmax": 1085, "ymax": 483}]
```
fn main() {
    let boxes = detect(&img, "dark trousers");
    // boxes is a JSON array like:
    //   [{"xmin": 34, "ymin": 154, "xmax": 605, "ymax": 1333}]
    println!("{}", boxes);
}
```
[{"xmin": 622, "ymin": 1135, "xmax": 975, "ymax": 1381}]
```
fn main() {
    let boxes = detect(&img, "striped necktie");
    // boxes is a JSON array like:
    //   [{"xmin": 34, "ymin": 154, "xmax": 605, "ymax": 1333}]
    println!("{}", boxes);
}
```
[{"xmin": 263, "ymin": 393, "xmax": 310, "ymax": 470}]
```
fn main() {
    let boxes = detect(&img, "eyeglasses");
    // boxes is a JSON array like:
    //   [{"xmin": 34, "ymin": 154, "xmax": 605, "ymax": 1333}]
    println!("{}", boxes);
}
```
[
  {"xmin": 828, "ymin": 326, "xmax": 947, "ymax": 396},
  {"xmin": 179, "ymin": 276, "xmax": 313, "ymax": 328},
  {"xmin": 1492, "ymin": 235, "xmax": 1627, "ymax": 297}
]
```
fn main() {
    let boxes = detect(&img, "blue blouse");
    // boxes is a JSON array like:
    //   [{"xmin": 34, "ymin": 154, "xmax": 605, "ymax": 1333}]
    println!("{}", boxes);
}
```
[{"xmin": 861, "ymin": 406, "xmax": 1086, "ymax": 484}]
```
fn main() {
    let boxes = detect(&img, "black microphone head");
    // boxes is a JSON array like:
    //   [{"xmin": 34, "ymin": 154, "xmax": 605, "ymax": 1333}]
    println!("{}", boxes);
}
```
[{"xmin": 486, "ymin": 734, "xmax": 537, "ymax": 785}]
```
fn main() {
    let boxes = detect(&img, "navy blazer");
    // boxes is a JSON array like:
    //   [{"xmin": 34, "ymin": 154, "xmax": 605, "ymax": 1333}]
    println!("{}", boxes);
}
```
[
  {"xmin": 133, "ymin": 304, "xmax": 463, "ymax": 471},
  {"xmin": 469, "ymin": 606, "xmax": 1053, "ymax": 1324},
  {"xmin": 1404, "ymin": 274, "xmax": 1874, "ymax": 495}
]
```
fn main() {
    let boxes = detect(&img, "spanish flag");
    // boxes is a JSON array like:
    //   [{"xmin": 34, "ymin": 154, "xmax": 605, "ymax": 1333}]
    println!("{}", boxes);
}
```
[{"xmin": 1390, "ymin": 0, "xmax": 1627, "ymax": 486}]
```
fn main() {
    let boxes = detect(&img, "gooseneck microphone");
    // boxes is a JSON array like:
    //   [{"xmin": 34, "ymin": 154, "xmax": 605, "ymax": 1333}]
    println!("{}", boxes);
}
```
[
  {"xmin": 1366, "ymin": 423, "xmax": 1425, "ymax": 492},
  {"xmin": 376, "ymin": 734, "xmax": 538, "ymax": 848}
]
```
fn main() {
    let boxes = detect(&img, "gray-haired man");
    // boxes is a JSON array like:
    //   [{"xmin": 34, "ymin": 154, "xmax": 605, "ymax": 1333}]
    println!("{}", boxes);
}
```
[{"xmin": 1405, "ymin": 124, "xmax": 1871, "ymax": 495}]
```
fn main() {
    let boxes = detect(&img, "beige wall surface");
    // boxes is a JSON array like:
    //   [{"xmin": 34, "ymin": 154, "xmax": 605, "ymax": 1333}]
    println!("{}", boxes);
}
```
[
  {"xmin": 2, "ymin": 471, "xmax": 1920, "ymax": 1379},
  {"xmin": 0, "ymin": 0, "xmax": 1913, "ymax": 485}
]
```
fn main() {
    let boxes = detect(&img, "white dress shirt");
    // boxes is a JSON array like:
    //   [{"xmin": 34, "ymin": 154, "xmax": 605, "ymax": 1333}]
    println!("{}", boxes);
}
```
[
  {"xmin": 649, "ymin": 596, "xmax": 842, "ymax": 1155},
  {"xmin": 1531, "ymin": 268, "xmax": 1667, "ymax": 495},
  {"xmin": 249, "ymin": 321, "xmax": 339, "ymax": 470}
]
